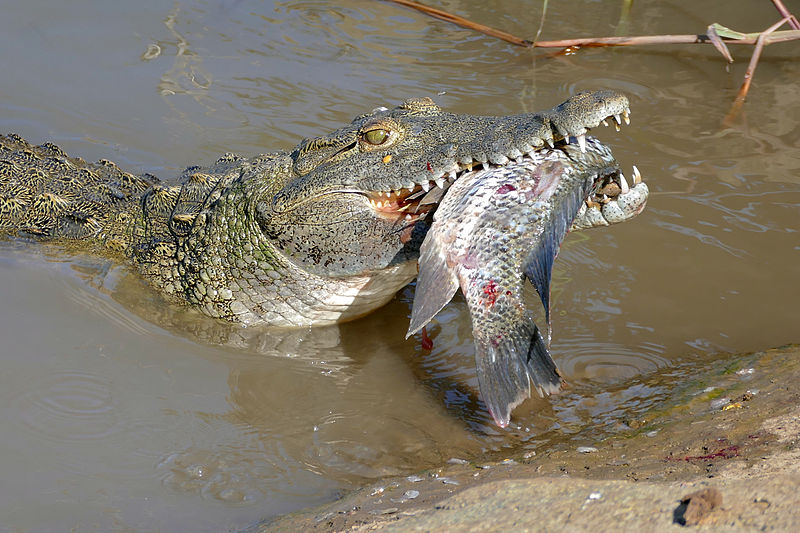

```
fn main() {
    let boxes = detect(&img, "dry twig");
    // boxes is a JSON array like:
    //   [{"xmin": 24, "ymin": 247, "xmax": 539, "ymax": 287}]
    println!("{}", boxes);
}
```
[{"xmin": 383, "ymin": 0, "xmax": 799, "ymax": 116}]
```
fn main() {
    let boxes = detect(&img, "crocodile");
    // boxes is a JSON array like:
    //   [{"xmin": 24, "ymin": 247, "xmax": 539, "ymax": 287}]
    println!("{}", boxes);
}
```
[{"xmin": 0, "ymin": 90, "xmax": 646, "ymax": 329}]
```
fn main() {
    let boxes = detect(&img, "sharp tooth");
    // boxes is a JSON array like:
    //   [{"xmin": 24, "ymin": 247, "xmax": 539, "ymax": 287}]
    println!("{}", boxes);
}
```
[
  {"xmin": 465, "ymin": 162, "xmax": 473, "ymax": 172},
  {"xmin": 619, "ymin": 172, "xmax": 630, "ymax": 194},
  {"xmin": 632, "ymin": 165, "xmax": 642, "ymax": 184},
  {"xmin": 614, "ymin": 123, "xmax": 621, "ymax": 132},
  {"xmin": 577, "ymin": 134, "xmax": 587, "ymax": 153},
  {"xmin": 421, "ymin": 181, "xmax": 430, "ymax": 192},
  {"xmin": 406, "ymin": 186, "xmax": 415, "ymax": 193},
  {"xmin": 563, "ymin": 136, "xmax": 570, "ymax": 145},
  {"xmin": 601, "ymin": 119, "xmax": 609, "ymax": 127},
  {"xmin": 448, "ymin": 171, "xmax": 457, "ymax": 180},
  {"xmin": 435, "ymin": 177, "xmax": 445, "ymax": 188},
  {"xmin": 614, "ymin": 114, "xmax": 622, "ymax": 125},
  {"xmin": 546, "ymin": 139, "xmax": 554, "ymax": 148},
  {"xmin": 601, "ymin": 194, "xmax": 611, "ymax": 204},
  {"xmin": 622, "ymin": 109, "xmax": 630, "ymax": 125},
  {"xmin": 405, "ymin": 214, "xmax": 413, "ymax": 220}
]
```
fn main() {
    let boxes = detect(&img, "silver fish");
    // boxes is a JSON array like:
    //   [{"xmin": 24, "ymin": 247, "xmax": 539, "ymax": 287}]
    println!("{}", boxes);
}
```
[{"xmin": 407, "ymin": 139, "xmax": 644, "ymax": 427}]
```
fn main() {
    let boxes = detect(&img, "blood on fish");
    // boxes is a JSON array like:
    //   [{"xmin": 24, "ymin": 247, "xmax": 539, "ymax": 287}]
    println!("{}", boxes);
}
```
[
  {"xmin": 496, "ymin": 183, "xmax": 517, "ymax": 194},
  {"xmin": 482, "ymin": 280, "xmax": 499, "ymax": 307},
  {"xmin": 426, "ymin": 161, "xmax": 433, "ymax": 172}
]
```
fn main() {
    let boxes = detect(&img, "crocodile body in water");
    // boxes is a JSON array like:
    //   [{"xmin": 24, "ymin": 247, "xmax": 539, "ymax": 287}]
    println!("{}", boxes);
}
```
[{"xmin": 0, "ymin": 91, "xmax": 646, "ymax": 329}]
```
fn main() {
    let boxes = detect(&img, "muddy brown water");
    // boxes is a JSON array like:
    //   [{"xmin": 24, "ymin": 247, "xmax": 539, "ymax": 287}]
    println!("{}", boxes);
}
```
[{"xmin": 0, "ymin": 1, "xmax": 798, "ymax": 531}]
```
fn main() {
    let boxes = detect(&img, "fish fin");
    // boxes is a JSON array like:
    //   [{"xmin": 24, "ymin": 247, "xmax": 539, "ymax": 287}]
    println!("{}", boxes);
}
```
[
  {"xmin": 474, "ymin": 316, "xmax": 563, "ymax": 427},
  {"xmin": 407, "ymin": 245, "xmax": 459, "ymax": 338},
  {"xmin": 523, "ymin": 182, "xmax": 588, "ymax": 329}
]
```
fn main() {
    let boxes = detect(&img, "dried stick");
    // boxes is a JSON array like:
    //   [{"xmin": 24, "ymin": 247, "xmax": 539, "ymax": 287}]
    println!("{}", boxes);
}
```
[
  {"xmin": 726, "ymin": 17, "xmax": 791, "ymax": 121},
  {"xmin": 384, "ymin": 0, "xmax": 531, "ymax": 47},
  {"xmin": 530, "ymin": 30, "xmax": 799, "ymax": 48},
  {"xmin": 383, "ymin": 0, "xmax": 800, "ymax": 50},
  {"xmin": 771, "ymin": 0, "xmax": 800, "ymax": 29},
  {"xmin": 383, "ymin": 0, "xmax": 800, "ymax": 116}
]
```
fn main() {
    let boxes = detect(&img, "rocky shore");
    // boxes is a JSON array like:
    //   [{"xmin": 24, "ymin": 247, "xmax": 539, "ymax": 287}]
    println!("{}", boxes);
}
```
[{"xmin": 250, "ymin": 344, "xmax": 800, "ymax": 532}]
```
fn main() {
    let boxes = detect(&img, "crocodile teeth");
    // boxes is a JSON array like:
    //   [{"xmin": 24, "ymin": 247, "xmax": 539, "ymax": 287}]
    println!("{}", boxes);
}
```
[
  {"xmin": 464, "ymin": 162, "xmax": 474, "ymax": 172},
  {"xmin": 601, "ymin": 119, "xmax": 609, "ymax": 127},
  {"xmin": 448, "ymin": 170, "xmax": 457, "ymax": 180},
  {"xmin": 632, "ymin": 165, "xmax": 642, "ymax": 184},
  {"xmin": 421, "ymin": 181, "xmax": 430, "ymax": 192},
  {"xmin": 546, "ymin": 139, "xmax": 554, "ymax": 148},
  {"xmin": 576, "ymin": 134, "xmax": 587, "ymax": 153},
  {"xmin": 619, "ymin": 172, "xmax": 630, "ymax": 194},
  {"xmin": 434, "ymin": 177, "xmax": 445, "ymax": 188},
  {"xmin": 614, "ymin": 114, "xmax": 622, "ymax": 125},
  {"xmin": 622, "ymin": 109, "xmax": 630, "ymax": 125}
]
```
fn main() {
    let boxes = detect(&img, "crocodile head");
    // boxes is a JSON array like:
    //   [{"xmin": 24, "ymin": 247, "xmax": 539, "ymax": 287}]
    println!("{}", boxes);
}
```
[
  {"xmin": 261, "ymin": 90, "xmax": 636, "ymax": 272},
  {"xmin": 249, "ymin": 90, "xmax": 645, "ymax": 324}
]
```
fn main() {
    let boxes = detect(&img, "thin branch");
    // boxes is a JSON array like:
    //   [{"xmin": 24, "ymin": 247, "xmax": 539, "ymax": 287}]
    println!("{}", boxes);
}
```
[
  {"xmin": 384, "ymin": 0, "xmax": 531, "ymax": 47},
  {"xmin": 383, "ymin": 0, "xmax": 800, "ymax": 50},
  {"xmin": 383, "ymin": 0, "xmax": 800, "ymax": 115},
  {"xmin": 530, "ymin": 30, "xmax": 800, "ymax": 48},
  {"xmin": 771, "ymin": 0, "xmax": 800, "ymax": 29},
  {"xmin": 727, "ymin": 17, "xmax": 791, "ymax": 121},
  {"xmin": 533, "ymin": 0, "xmax": 548, "ymax": 45}
]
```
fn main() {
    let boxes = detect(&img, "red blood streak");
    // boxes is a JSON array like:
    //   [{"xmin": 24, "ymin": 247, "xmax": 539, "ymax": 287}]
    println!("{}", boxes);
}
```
[
  {"xmin": 421, "ymin": 326, "xmax": 434, "ymax": 351},
  {"xmin": 496, "ymin": 183, "xmax": 517, "ymax": 194},
  {"xmin": 426, "ymin": 161, "xmax": 433, "ymax": 172},
  {"xmin": 483, "ymin": 280, "xmax": 499, "ymax": 307},
  {"xmin": 668, "ymin": 446, "xmax": 740, "ymax": 462}
]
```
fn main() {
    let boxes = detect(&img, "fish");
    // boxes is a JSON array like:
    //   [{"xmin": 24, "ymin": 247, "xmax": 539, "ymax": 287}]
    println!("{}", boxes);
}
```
[{"xmin": 407, "ymin": 138, "xmax": 645, "ymax": 427}]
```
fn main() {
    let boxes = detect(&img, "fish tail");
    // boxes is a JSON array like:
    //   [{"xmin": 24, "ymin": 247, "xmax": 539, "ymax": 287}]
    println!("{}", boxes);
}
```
[{"xmin": 474, "ymin": 317, "xmax": 563, "ymax": 427}]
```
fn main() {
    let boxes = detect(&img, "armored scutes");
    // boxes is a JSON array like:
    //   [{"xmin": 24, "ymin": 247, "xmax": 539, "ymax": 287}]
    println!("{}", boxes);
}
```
[{"xmin": 0, "ymin": 91, "xmax": 646, "ymax": 332}]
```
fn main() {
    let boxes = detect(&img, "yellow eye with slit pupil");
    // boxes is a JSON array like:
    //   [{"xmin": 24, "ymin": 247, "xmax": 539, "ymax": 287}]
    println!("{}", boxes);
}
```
[{"xmin": 363, "ymin": 129, "xmax": 389, "ymax": 145}]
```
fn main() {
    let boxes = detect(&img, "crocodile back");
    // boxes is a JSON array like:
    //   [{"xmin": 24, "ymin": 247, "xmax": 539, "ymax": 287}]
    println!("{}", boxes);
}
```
[{"xmin": 0, "ymin": 133, "xmax": 154, "ymax": 249}]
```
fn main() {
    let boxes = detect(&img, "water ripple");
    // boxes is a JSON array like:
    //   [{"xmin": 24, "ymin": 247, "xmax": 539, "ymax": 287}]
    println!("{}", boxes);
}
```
[
  {"xmin": 557, "ymin": 335, "xmax": 669, "ymax": 384},
  {"xmin": 13, "ymin": 371, "xmax": 122, "ymax": 443}
]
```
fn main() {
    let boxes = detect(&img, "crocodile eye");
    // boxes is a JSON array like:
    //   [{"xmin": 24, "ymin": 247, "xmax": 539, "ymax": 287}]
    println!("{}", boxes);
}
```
[{"xmin": 363, "ymin": 128, "xmax": 390, "ymax": 146}]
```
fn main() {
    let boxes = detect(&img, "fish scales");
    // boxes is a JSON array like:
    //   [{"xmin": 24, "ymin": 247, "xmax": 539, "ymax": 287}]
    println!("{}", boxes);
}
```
[{"xmin": 409, "ymin": 141, "xmax": 614, "ymax": 427}]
